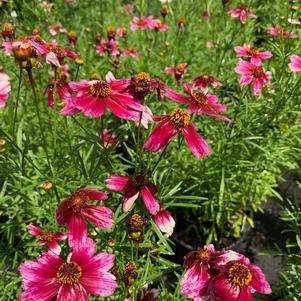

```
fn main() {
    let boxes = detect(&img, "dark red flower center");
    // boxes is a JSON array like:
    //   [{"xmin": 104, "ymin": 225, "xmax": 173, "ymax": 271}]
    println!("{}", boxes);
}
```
[
  {"xmin": 69, "ymin": 192, "xmax": 89, "ymax": 213},
  {"xmin": 39, "ymin": 231, "xmax": 55, "ymax": 242},
  {"xmin": 191, "ymin": 92, "xmax": 208, "ymax": 105},
  {"xmin": 56, "ymin": 262, "xmax": 82, "ymax": 285},
  {"xmin": 132, "ymin": 175, "xmax": 146, "ymax": 190},
  {"xmin": 240, "ymin": 4, "xmax": 247, "ymax": 10},
  {"xmin": 89, "ymin": 81, "xmax": 112, "ymax": 98},
  {"xmin": 48, "ymin": 45, "xmax": 66, "ymax": 60},
  {"xmin": 169, "ymin": 108, "xmax": 190, "ymax": 128},
  {"xmin": 247, "ymin": 47, "xmax": 259, "ymax": 56},
  {"xmin": 196, "ymin": 250, "xmax": 212, "ymax": 263},
  {"xmin": 135, "ymin": 72, "xmax": 151, "ymax": 87},
  {"xmin": 252, "ymin": 66, "xmax": 264, "ymax": 78},
  {"xmin": 228, "ymin": 263, "xmax": 252, "ymax": 287}
]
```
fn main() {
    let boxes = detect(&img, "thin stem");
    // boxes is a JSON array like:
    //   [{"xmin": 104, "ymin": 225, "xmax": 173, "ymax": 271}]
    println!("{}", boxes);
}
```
[
  {"xmin": 150, "ymin": 143, "xmax": 169, "ymax": 176},
  {"xmin": 12, "ymin": 66, "xmax": 23, "ymax": 138}
]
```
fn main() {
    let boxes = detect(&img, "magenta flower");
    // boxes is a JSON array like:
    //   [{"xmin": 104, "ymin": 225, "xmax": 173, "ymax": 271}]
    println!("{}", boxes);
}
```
[
  {"xmin": 27, "ymin": 224, "xmax": 67, "ymax": 255},
  {"xmin": 144, "ymin": 108, "xmax": 211, "ymax": 159},
  {"xmin": 31, "ymin": 39, "xmax": 77, "ymax": 67},
  {"xmin": 56, "ymin": 188, "xmax": 114, "ymax": 247},
  {"xmin": 267, "ymin": 24, "xmax": 297, "ymax": 39},
  {"xmin": 165, "ymin": 63, "xmax": 188, "ymax": 85},
  {"xmin": 180, "ymin": 244, "xmax": 243, "ymax": 300},
  {"xmin": 95, "ymin": 39, "xmax": 120, "ymax": 56},
  {"xmin": 234, "ymin": 44, "xmax": 272, "ymax": 65},
  {"xmin": 122, "ymin": 47, "xmax": 139, "ymax": 58},
  {"xmin": 48, "ymin": 23, "xmax": 66, "ymax": 36},
  {"xmin": 165, "ymin": 84, "xmax": 232, "ymax": 122},
  {"xmin": 106, "ymin": 175, "xmax": 160, "ymax": 215},
  {"xmin": 154, "ymin": 209, "xmax": 175, "ymax": 236},
  {"xmin": 130, "ymin": 16, "xmax": 154, "ymax": 30},
  {"xmin": 206, "ymin": 256, "xmax": 272, "ymax": 301},
  {"xmin": 190, "ymin": 74, "xmax": 222, "ymax": 91},
  {"xmin": 0, "ymin": 72, "xmax": 11, "ymax": 107},
  {"xmin": 235, "ymin": 59, "xmax": 271, "ymax": 96},
  {"xmin": 228, "ymin": 4, "xmax": 257, "ymax": 24},
  {"xmin": 63, "ymin": 72, "xmax": 151, "ymax": 126},
  {"xmin": 151, "ymin": 19, "xmax": 169, "ymax": 31},
  {"xmin": 19, "ymin": 238, "xmax": 117, "ymax": 300},
  {"xmin": 289, "ymin": 54, "xmax": 301, "ymax": 72}
]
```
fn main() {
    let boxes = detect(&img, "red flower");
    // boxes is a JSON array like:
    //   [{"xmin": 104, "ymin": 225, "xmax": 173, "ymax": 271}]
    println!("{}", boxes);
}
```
[
  {"xmin": 190, "ymin": 74, "xmax": 222, "ymax": 91},
  {"xmin": 165, "ymin": 84, "xmax": 232, "ymax": 122},
  {"xmin": 105, "ymin": 175, "xmax": 160, "ymax": 215},
  {"xmin": 228, "ymin": 4, "xmax": 257, "ymax": 24},
  {"xmin": 165, "ymin": 63, "xmax": 188, "ymax": 85},
  {"xmin": 144, "ymin": 108, "xmax": 211, "ymax": 159},
  {"xmin": 56, "ymin": 188, "xmax": 114, "ymax": 247},
  {"xmin": 234, "ymin": 44, "xmax": 272, "ymax": 65},
  {"xmin": 19, "ymin": 238, "xmax": 117, "ymax": 300},
  {"xmin": 27, "ymin": 224, "xmax": 67, "ymax": 255}
]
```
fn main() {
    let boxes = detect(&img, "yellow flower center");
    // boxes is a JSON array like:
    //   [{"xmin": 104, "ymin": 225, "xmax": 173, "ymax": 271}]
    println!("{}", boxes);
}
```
[
  {"xmin": 48, "ymin": 45, "xmax": 66, "ymax": 60},
  {"xmin": 196, "ymin": 250, "xmax": 212, "ymax": 263},
  {"xmin": 69, "ymin": 192, "xmax": 89, "ymax": 213},
  {"xmin": 3, "ymin": 23, "xmax": 12, "ymax": 31},
  {"xmin": 68, "ymin": 31, "xmax": 77, "ymax": 38},
  {"xmin": 169, "ymin": 108, "xmax": 190, "ymax": 127},
  {"xmin": 176, "ymin": 64, "xmax": 185, "ymax": 73},
  {"xmin": 89, "ymin": 81, "xmax": 112, "ymax": 98},
  {"xmin": 56, "ymin": 262, "xmax": 82, "ymax": 285},
  {"xmin": 228, "ymin": 263, "xmax": 252, "ymax": 288},
  {"xmin": 135, "ymin": 72, "xmax": 151, "ymax": 87},
  {"xmin": 247, "ymin": 47, "xmax": 259, "ymax": 56},
  {"xmin": 39, "ymin": 231, "xmax": 54, "ymax": 242},
  {"xmin": 252, "ymin": 66, "xmax": 264, "ymax": 78},
  {"xmin": 192, "ymin": 92, "xmax": 208, "ymax": 105}
]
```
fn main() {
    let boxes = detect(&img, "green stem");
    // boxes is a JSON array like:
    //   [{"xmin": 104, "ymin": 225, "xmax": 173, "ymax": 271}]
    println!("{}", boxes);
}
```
[
  {"xmin": 150, "ymin": 143, "xmax": 169, "ymax": 176},
  {"xmin": 12, "ymin": 66, "xmax": 23, "ymax": 138}
]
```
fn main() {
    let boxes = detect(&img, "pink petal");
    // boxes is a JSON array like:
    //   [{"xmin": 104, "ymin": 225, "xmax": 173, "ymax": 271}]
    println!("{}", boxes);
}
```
[
  {"xmin": 249, "ymin": 264, "xmax": 272, "ymax": 294},
  {"xmin": 154, "ymin": 210, "xmax": 175, "ymax": 236},
  {"xmin": 47, "ymin": 240, "xmax": 61, "ymax": 255},
  {"xmin": 46, "ymin": 52, "xmax": 60, "ymax": 67},
  {"xmin": 68, "ymin": 214, "xmax": 87, "ymax": 248},
  {"xmin": 123, "ymin": 188, "xmax": 140, "ymax": 212},
  {"xmin": 141, "ymin": 186, "xmax": 160, "ymax": 215},
  {"xmin": 78, "ymin": 188, "xmax": 108, "ymax": 201},
  {"xmin": 84, "ymin": 205, "xmax": 114, "ymax": 228},
  {"xmin": 27, "ymin": 224, "xmax": 42, "ymax": 236},
  {"xmin": 105, "ymin": 175, "xmax": 129, "ymax": 191}
]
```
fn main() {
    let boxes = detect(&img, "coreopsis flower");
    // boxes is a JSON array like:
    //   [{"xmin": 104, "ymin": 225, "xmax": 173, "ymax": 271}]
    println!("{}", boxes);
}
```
[
  {"xmin": 105, "ymin": 175, "xmax": 160, "ymax": 215},
  {"xmin": 56, "ymin": 188, "xmax": 114, "ymax": 246},
  {"xmin": 144, "ymin": 108, "xmax": 211, "ymax": 159},
  {"xmin": 67, "ymin": 31, "xmax": 77, "ymax": 47},
  {"xmin": 125, "ymin": 72, "xmax": 166, "ymax": 101},
  {"xmin": 95, "ymin": 39, "xmax": 120, "ymax": 56},
  {"xmin": 228, "ymin": 4, "xmax": 257, "ymax": 24},
  {"xmin": 101, "ymin": 129, "xmax": 118, "ymax": 148},
  {"xmin": 19, "ymin": 238, "xmax": 117, "ymax": 300},
  {"xmin": 151, "ymin": 19, "xmax": 169, "ymax": 31},
  {"xmin": 206, "ymin": 257, "xmax": 272, "ymax": 301},
  {"xmin": 235, "ymin": 59, "xmax": 271, "ymax": 96},
  {"xmin": 202, "ymin": 11, "xmax": 209, "ymax": 20},
  {"xmin": 267, "ymin": 24, "xmax": 297, "ymax": 38},
  {"xmin": 27, "ymin": 224, "xmax": 67, "ymax": 255},
  {"xmin": 107, "ymin": 26, "xmax": 117, "ymax": 40},
  {"xmin": 124, "ymin": 261, "xmax": 138, "ymax": 286},
  {"xmin": 154, "ymin": 209, "xmax": 175, "ymax": 236},
  {"xmin": 0, "ymin": 72, "xmax": 11, "ymax": 107},
  {"xmin": 122, "ymin": 47, "xmax": 139, "ymax": 58},
  {"xmin": 130, "ymin": 16, "xmax": 154, "ymax": 30},
  {"xmin": 2, "ymin": 39, "xmax": 33, "ymax": 60},
  {"xmin": 165, "ymin": 63, "xmax": 188, "ymax": 85},
  {"xmin": 117, "ymin": 27, "xmax": 128, "ymax": 38},
  {"xmin": 234, "ymin": 44, "xmax": 272, "ymax": 65},
  {"xmin": 1, "ymin": 22, "xmax": 14, "ymax": 40},
  {"xmin": 190, "ymin": 74, "xmax": 222, "ymax": 91},
  {"xmin": 165, "ymin": 84, "xmax": 232, "ymax": 122},
  {"xmin": 180, "ymin": 244, "xmax": 243, "ymax": 300},
  {"xmin": 63, "ymin": 72, "xmax": 151, "ymax": 126},
  {"xmin": 126, "ymin": 213, "xmax": 147, "ymax": 242},
  {"xmin": 289, "ymin": 54, "xmax": 301, "ymax": 72},
  {"xmin": 48, "ymin": 23, "xmax": 66, "ymax": 36},
  {"xmin": 31, "ymin": 39, "xmax": 77, "ymax": 67}
]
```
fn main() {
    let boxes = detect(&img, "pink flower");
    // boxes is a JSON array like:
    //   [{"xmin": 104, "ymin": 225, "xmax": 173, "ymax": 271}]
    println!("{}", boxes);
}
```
[
  {"xmin": 228, "ymin": 4, "xmax": 257, "ymax": 24},
  {"xmin": 234, "ymin": 44, "xmax": 272, "ymax": 65},
  {"xmin": 56, "ymin": 188, "xmax": 114, "ymax": 247},
  {"xmin": 180, "ymin": 245, "xmax": 243, "ymax": 300},
  {"xmin": 154, "ymin": 209, "xmax": 175, "ymax": 236},
  {"xmin": 235, "ymin": 59, "xmax": 271, "ymax": 96},
  {"xmin": 267, "ymin": 24, "xmax": 297, "ymax": 39},
  {"xmin": 144, "ymin": 108, "xmax": 211, "ymax": 159},
  {"xmin": 95, "ymin": 39, "xmax": 120, "ymax": 56},
  {"xmin": 19, "ymin": 238, "xmax": 117, "ymax": 300},
  {"xmin": 49, "ymin": 63, "xmax": 70, "ymax": 78},
  {"xmin": 31, "ymin": 39, "xmax": 77, "ymax": 67},
  {"xmin": 130, "ymin": 16, "xmax": 154, "ymax": 30},
  {"xmin": 190, "ymin": 74, "xmax": 222, "ymax": 91},
  {"xmin": 122, "ymin": 47, "xmax": 139, "ymax": 58},
  {"xmin": 48, "ymin": 23, "xmax": 66, "ymax": 36},
  {"xmin": 165, "ymin": 84, "xmax": 232, "ymax": 122},
  {"xmin": 124, "ymin": 3, "xmax": 134, "ymax": 14},
  {"xmin": 0, "ymin": 72, "xmax": 11, "ymax": 107},
  {"xmin": 165, "ymin": 63, "xmax": 188, "ymax": 85},
  {"xmin": 27, "ymin": 224, "xmax": 67, "ymax": 255},
  {"xmin": 289, "ymin": 54, "xmax": 301, "ymax": 72},
  {"xmin": 206, "ymin": 256, "xmax": 272, "ymax": 301},
  {"xmin": 105, "ymin": 174, "xmax": 160, "ymax": 215},
  {"xmin": 150, "ymin": 19, "xmax": 169, "ymax": 31},
  {"xmin": 63, "ymin": 72, "xmax": 151, "ymax": 126}
]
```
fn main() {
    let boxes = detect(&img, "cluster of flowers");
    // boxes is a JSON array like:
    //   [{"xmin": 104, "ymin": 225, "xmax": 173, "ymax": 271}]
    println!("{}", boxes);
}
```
[
  {"xmin": 130, "ymin": 15, "xmax": 169, "ymax": 32},
  {"xmin": 180, "ymin": 244, "xmax": 272, "ymax": 301}
]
